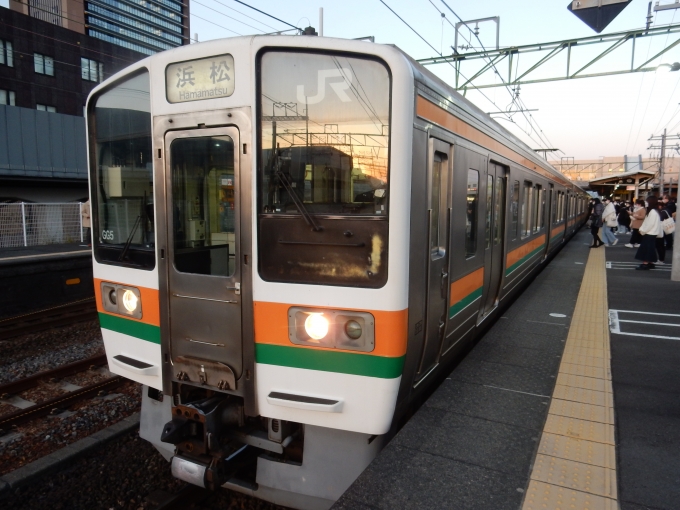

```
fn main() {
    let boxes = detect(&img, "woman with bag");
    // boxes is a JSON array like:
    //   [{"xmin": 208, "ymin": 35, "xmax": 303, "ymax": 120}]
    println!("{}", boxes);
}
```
[
  {"xmin": 601, "ymin": 197, "xmax": 618, "ymax": 246},
  {"xmin": 590, "ymin": 198, "xmax": 604, "ymax": 248},
  {"xmin": 625, "ymin": 199, "xmax": 646, "ymax": 248},
  {"xmin": 635, "ymin": 196, "xmax": 662, "ymax": 270},
  {"xmin": 656, "ymin": 205, "xmax": 673, "ymax": 264}
]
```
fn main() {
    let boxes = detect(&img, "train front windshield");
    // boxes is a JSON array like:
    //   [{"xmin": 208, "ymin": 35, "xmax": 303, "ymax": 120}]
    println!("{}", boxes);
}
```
[
  {"xmin": 90, "ymin": 71, "xmax": 154, "ymax": 269},
  {"xmin": 258, "ymin": 51, "xmax": 391, "ymax": 287}
]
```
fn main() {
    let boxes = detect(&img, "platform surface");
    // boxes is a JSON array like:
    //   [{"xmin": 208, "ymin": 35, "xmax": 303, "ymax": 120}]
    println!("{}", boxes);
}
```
[
  {"xmin": 335, "ymin": 229, "xmax": 680, "ymax": 510},
  {"xmin": 0, "ymin": 243, "xmax": 90, "ymax": 264}
]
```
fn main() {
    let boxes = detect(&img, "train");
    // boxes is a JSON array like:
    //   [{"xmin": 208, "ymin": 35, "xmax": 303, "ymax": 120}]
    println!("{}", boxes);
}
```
[{"xmin": 86, "ymin": 33, "xmax": 588, "ymax": 509}]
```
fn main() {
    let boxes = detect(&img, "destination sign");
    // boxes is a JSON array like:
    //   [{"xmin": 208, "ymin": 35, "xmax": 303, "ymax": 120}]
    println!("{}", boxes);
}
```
[{"xmin": 166, "ymin": 54, "xmax": 235, "ymax": 103}]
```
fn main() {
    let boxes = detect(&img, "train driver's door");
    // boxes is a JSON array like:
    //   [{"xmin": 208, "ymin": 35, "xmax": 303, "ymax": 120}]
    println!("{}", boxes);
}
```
[
  {"xmin": 416, "ymin": 139, "xmax": 452, "ymax": 383},
  {"xmin": 480, "ymin": 163, "xmax": 506, "ymax": 318},
  {"xmin": 165, "ymin": 127, "xmax": 242, "ymax": 391}
]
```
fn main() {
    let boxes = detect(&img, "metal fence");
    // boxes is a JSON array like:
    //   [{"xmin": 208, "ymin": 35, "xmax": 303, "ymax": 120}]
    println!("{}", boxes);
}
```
[{"xmin": 0, "ymin": 203, "xmax": 85, "ymax": 248}]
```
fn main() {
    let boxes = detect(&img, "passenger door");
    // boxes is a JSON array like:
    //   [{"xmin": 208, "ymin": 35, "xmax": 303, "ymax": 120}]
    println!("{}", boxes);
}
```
[
  {"xmin": 164, "ymin": 127, "xmax": 242, "ymax": 391},
  {"xmin": 480, "ymin": 163, "xmax": 506, "ymax": 318},
  {"xmin": 416, "ymin": 139, "xmax": 451, "ymax": 382}
]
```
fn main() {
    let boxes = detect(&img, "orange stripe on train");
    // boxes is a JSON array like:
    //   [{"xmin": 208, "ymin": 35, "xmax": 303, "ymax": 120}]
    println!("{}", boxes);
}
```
[
  {"xmin": 506, "ymin": 234, "xmax": 547, "ymax": 268},
  {"xmin": 450, "ymin": 267, "xmax": 484, "ymax": 305}
]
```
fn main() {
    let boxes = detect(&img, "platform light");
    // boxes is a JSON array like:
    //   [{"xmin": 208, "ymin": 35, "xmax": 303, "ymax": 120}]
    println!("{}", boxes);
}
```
[{"xmin": 656, "ymin": 62, "xmax": 680, "ymax": 72}]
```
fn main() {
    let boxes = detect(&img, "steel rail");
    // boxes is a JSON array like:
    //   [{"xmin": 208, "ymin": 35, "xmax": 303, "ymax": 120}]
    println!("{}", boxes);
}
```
[
  {"xmin": 0, "ymin": 298, "xmax": 98, "ymax": 341},
  {"xmin": 0, "ymin": 354, "xmax": 108, "ymax": 398},
  {"xmin": 0, "ymin": 376, "xmax": 126, "ymax": 429}
]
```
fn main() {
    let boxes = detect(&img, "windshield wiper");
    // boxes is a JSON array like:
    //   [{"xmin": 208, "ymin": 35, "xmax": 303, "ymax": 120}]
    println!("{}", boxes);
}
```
[
  {"xmin": 273, "ymin": 155, "xmax": 322, "ymax": 232},
  {"xmin": 118, "ymin": 215, "xmax": 141, "ymax": 262}
]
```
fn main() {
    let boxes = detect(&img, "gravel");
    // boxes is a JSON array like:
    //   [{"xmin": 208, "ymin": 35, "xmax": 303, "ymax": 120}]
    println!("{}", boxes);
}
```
[
  {"xmin": 2, "ymin": 429, "xmax": 289, "ymax": 510},
  {"xmin": 0, "ymin": 320, "xmax": 104, "ymax": 384}
]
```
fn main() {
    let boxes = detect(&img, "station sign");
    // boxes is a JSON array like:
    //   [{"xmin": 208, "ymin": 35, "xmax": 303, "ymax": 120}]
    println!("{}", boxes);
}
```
[{"xmin": 166, "ymin": 54, "xmax": 235, "ymax": 103}]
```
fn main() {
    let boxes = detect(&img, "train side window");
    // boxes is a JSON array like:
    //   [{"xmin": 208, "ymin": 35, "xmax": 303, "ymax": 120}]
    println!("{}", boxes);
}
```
[
  {"xmin": 521, "ymin": 181, "xmax": 533, "ymax": 238},
  {"xmin": 465, "ymin": 169, "xmax": 479, "ymax": 258},
  {"xmin": 534, "ymin": 185, "xmax": 545, "ymax": 232},
  {"xmin": 510, "ymin": 180, "xmax": 519, "ymax": 240},
  {"xmin": 494, "ymin": 176, "xmax": 505, "ymax": 246},
  {"xmin": 485, "ymin": 174, "xmax": 493, "ymax": 249}
]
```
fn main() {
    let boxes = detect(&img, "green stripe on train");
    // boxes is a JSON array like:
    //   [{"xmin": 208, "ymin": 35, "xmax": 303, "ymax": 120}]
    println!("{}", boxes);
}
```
[
  {"xmin": 255, "ymin": 343, "xmax": 404, "ymax": 379},
  {"xmin": 449, "ymin": 287, "xmax": 483, "ymax": 319},
  {"xmin": 98, "ymin": 313, "xmax": 161, "ymax": 344},
  {"xmin": 505, "ymin": 244, "xmax": 545, "ymax": 277},
  {"xmin": 549, "ymin": 233, "xmax": 563, "ymax": 245}
]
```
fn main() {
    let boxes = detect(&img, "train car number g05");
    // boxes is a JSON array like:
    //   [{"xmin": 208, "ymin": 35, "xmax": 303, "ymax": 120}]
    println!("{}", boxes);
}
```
[{"xmin": 102, "ymin": 230, "xmax": 115, "ymax": 241}]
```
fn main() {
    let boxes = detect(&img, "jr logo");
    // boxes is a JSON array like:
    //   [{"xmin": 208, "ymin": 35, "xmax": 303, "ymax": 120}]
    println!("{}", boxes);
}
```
[{"xmin": 297, "ymin": 68, "xmax": 353, "ymax": 105}]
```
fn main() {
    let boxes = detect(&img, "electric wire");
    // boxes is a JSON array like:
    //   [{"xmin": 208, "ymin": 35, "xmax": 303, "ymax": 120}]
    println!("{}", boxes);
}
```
[
  {"xmin": 437, "ymin": 0, "xmax": 559, "ymax": 158},
  {"xmin": 192, "ymin": 0, "xmax": 263, "ymax": 33},
  {"xmin": 212, "ymin": 0, "xmax": 278, "ymax": 31},
  {"xmin": 191, "ymin": 11, "xmax": 242, "ymax": 36},
  {"xmin": 232, "ymin": 0, "xmax": 302, "ymax": 31},
  {"xmin": 378, "ymin": 0, "xmax": 530, "ymax": 145}
]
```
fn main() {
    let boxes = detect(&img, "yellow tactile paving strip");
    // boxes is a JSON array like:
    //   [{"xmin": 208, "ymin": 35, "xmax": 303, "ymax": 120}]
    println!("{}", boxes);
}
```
[{"xmin": 522, "ymin": 247, "xmax": 618, "ymax": 510}]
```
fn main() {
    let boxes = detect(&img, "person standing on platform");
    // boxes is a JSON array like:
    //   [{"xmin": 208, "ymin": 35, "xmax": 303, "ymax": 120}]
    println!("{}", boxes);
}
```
[
  {"xmin": 586, "ymin": 199, "xmax": 594, "ymax": 228},
  {"xmin": 656, "ymin": 204, "xmax": 671, "ymax": 264},
  {"xmin": 626, "ymin": 199, "xmax": 646, "ymax": 248},
  {"xmin": 635, "ymin": 196, "xmax": 662, "ymax": 270},
  {"xmin": 601, "ymin": 197, "xmax": 618, "ymax": 246},
  {"xmin": 590, "ymin": 198, "xmax": 604, "ymax": 248},
  {"xmin": 618, "ymin": 204, "xmax": 631, "ymax": 234}
]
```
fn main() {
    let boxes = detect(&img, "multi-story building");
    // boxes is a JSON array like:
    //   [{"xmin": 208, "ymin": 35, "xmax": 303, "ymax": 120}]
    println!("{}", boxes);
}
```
[
  {"xmin": 0, "ymin": 6, "xmax": 150, "ymax": 202},
  {"xmin": 9, "ymin": 0, "xmax": 190, "ymax": 54}
]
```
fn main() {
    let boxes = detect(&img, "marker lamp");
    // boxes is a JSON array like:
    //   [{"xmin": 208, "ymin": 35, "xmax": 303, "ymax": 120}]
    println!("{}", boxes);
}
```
[
  {"xmin": 288, "ymin": 307, "xmax": 374, "ymax": 352},
  {"xmin": 101, "ymin": 282, "xmax": 142, "ymax": 319}
]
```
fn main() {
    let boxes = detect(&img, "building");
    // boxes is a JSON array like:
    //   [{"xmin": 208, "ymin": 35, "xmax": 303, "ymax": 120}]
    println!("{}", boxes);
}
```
[
  {"xmin": 554, "ymin": 155, "xmax": 679, "ymax": 199},
  {"xmin": 0, "ymin": 6, "xmax": 149, "ymax": 202},
  {"xmin": 9, "ymin": 0, "xmax": 190, "ymax": 54}
]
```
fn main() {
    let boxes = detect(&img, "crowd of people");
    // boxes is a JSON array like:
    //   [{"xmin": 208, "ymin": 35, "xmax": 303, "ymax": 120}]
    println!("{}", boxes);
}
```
[{"xmin": 587, "ymin": 194, "xmax": 676, "ymax": 270}]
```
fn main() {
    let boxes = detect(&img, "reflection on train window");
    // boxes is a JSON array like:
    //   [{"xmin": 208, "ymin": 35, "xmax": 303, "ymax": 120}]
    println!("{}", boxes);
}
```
[
  {"xmin": 533, "ymin": 185, "xmax": 543, "ymax": 233},
  {"xmin": 550, "ymin": 186, "xmax": 556, "ymax": 225},
  {"xmin": 170, "ymin": 136, "xmax": 236, "ymax": 277},
  {"xmin": 510, "ymin": 180, "xmax": 519, "ymax": 240},
  {"xmin": 485, "ymin": 174, "xmax": 493, "ymax": 249},
  {"xmin": 494, "ymin": 176, "xmax": 504, "ymax": 245},
  {"xmin": 430, "ymin": 154, "xmax": 443, "ymax": 255},
  {"xmin": 465, "ymin": 169, "xmax": 478, "ymax": 258},
  {"xmin": 258, "ymin": 51, "xmax": 390, "ymax": 216},
  {"xmin": 92, "ymin": 71, "xmax": 154, "ymax": 269},
  {"xmin": 521, "ymin": 181, "xmax": 533, "ymax": 238}
]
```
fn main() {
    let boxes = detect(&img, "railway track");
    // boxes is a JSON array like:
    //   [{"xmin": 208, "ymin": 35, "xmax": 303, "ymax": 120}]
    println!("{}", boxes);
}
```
[
  {"xmin": 0, "ymin": 353, "xmax": 127, "ymax": 431},
  {"xmin": 0, "ymin": 298, "xmax": 98, "ymax": 341}
]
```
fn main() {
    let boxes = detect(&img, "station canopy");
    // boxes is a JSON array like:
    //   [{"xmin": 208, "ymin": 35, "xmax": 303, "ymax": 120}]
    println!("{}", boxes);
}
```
[{"xmin": 588, "ymin": 170, "xmax": 655, "ymax": 196}]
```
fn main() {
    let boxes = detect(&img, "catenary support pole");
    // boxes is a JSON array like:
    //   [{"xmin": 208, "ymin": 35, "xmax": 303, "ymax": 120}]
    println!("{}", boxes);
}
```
[
  {"xmin": 319, "ymin": 8, "xmax": 323, "ymax": 37},
  {"xmin": 660, "ymin": 129, "xmax": 666, "ymax": 197}
]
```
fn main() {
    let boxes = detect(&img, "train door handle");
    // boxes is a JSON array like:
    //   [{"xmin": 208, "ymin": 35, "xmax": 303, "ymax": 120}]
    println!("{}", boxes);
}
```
[
  {"xmin": 226, "ymin": 282, "xmax": 241, "ymax": 295},
  {"xmin": 440, "ymin": 270, "xmax": 449, "ymax": 298}
]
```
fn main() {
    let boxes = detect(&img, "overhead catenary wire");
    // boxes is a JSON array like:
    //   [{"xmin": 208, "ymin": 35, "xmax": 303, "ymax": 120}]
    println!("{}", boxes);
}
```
[
  {"xmin": 191, "ymin": 11, "xmax": 243, "ymax": 36},
  {"xmin": 192, "ymin": 0, "xmax": 262, "ymax": 33},
  {"xmin": 436, "ymin": 0, "xmax": 560, "ymax": 159},
  {"xmin": 232, "ymin": 0, "xmax": 302, "ymax": 32}
]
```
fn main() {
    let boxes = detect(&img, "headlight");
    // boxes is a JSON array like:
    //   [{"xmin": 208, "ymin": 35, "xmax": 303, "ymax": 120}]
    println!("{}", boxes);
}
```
[
  {"xmin": 304, "ymin": 313, "xmax": 329, "ymax": 340},
  {"xmin": 289, "ymin": 308, "xmax": 374, "ymax": 352},
  {"xmin": 100, "ymin": 282, "xmax": 142, "ymax": 319},
  {"xmin": 345, "ymin": 320, "xmax": 362, "ymax": 340},
  {"xmin": 122, "ymin": 290, "xmax": 139, "ymax": 313}
]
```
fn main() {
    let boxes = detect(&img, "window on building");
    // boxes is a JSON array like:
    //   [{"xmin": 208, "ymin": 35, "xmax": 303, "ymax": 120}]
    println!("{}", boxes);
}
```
[
  {"xmin": 0, "ymin": 40, "xmax": 13, "ymax": 67},
  {"xmin": 37, "ymin": 104, "xmax": 56, "ymax": 113},
  {"xmin": 465, "ymin": 169, "xmax": 479, "ymax": 258},
  {"xmin": 0, "ymin": 90, "xmax": 16, "ymax": 106},
  {"xmin": 81, "ymin": 58, "xmax": 104, "ymax": 82},
  {"xmin": 34, "ymin": 53, "xmax": 55, "ymax": 76}
]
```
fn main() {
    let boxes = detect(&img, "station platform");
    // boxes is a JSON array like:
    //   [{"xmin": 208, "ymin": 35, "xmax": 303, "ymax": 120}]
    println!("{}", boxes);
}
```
[
  {"xmin": 0, "ymin": 243, "xmax": 90, "ymax": 266},
  {"xmin": 334, "ymin": 229, "xmax": 680, "ymax": 510},
  {"xmin": 0, "ymin": 243, "xmax": 93, "ymax": 319}
]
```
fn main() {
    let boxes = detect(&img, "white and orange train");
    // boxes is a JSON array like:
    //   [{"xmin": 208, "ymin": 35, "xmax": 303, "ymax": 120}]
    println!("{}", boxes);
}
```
[{"xmin": 86, "ymin": 34, "xmax": 588, "ymax": 509}]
